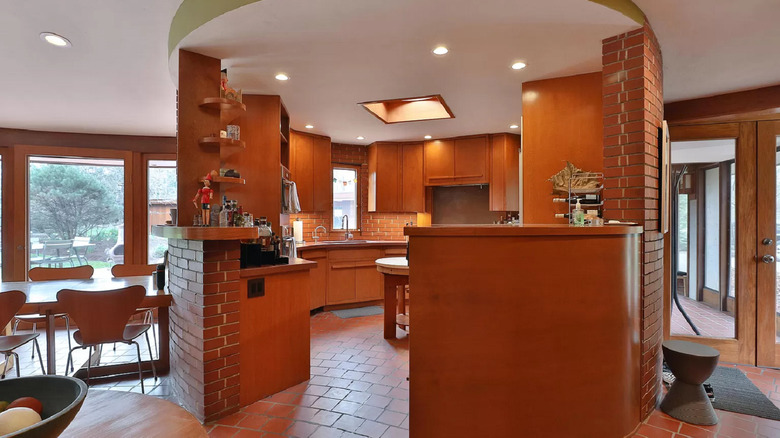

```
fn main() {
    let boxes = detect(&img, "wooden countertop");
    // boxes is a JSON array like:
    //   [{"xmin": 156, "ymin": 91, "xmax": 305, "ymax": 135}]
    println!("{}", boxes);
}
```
[
  {"xmin": 297, "ymin": 240, "xmax": 406, "ymax": 251},
  {"xmin": 240, "ymin": 258, "xmax": 317, "ymax": 277},
  {"xmin": 152, "ymin": 225, "xmax": 259, "ymax": 240},
  {"xmin": 404, "ymin": 224, "xmax": 642, "ymax": 237}
]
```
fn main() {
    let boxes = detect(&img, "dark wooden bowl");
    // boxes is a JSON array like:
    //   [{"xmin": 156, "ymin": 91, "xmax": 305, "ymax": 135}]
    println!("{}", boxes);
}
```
[{"xmin": 0, "ymin": 376, "xmax": 88, "ymax": 438}]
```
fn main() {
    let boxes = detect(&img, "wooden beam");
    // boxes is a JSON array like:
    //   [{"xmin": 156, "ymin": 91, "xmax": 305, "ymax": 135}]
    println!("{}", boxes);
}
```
[
  {"xmin": 665, "ymin": 85, "xmax": 780, "ymax": 125},
  {"xmin": 0, "ymin": 128, "xmax": 175, "ymax": 154}
]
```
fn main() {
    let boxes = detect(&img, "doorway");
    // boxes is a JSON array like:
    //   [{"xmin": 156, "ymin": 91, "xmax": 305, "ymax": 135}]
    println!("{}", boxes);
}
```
[{"xmin": 669, "ymin": 121, "xmax": 780, "ymax": 366}]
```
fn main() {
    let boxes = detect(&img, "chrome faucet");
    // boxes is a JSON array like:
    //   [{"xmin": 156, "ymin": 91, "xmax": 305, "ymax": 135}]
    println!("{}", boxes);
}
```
[
  {"xmin": 312, "ymin": 225, "xmax": 327, "ymax": 243},
  {"xmin": 342, "ymin": 215, "xmax": 353, "ymax": 240}
]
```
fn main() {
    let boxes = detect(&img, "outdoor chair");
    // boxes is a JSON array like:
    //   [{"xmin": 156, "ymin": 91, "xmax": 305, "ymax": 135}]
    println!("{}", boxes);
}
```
[{"xmin": 29, "ymin": 240, "xmax": 75, "ymax": 268}]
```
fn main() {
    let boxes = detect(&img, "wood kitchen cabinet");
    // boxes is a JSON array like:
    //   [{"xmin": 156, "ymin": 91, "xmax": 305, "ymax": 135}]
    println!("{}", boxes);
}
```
[
  {"xmin": 306, "ymin": 249, "xmax": 328, "ymax": 310},
  {"xmin": 368, "ymin": 142, "xmax": 424, "ymax": 212},
  {"xmin": 489, "ymin": 133, "xmax": 521, "ymax": 211},
  {"xmin": 424, "ymin": 135, "xmax": 489, "ymax": 185},
  {"xmin": 290, "ymin": 130, "xmax": 331, "ymax": 212}
]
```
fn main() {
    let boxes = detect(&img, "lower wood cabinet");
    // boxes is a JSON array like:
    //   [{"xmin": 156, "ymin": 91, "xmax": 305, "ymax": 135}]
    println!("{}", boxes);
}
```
[{"xmin": 301, "ymin": 245, "xmax": 404, "ymax": 310}]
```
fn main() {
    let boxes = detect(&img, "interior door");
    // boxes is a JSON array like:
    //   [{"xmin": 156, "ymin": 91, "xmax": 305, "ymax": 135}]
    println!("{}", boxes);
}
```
[
  {"xmin": 757, "ymin": 120, "xmax": 780, "ymax": 367},
  {"xmin": 668, "ymin": 123, "xmax": 757, "ymax": 365}
]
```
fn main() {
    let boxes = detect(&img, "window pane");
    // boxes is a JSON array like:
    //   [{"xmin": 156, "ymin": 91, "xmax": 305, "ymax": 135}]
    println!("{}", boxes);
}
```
[
  {"xmin": 333, "ymin": 167, "xmax": 358, "ymax": 230},
  {"xmin": 677, "ymin": 193, "xmax": 688, "ymax": 273},
  {"xmin": 704, "ymin": 167, "xmax": 720, "ymax": 291},
  {"xmin": 28, "ymin": 156, "xmax": 125, "ymax": 278},
  {"xmin": 148, "ymin": 160, "xmax": 177, "ymax": 264}
]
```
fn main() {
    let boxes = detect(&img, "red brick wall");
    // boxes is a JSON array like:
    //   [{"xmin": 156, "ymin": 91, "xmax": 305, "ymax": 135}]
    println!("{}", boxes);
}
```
[
  {"xmin": 601, "ymin": 22, "xmax": 664, "ymax": 419},
  {"xmin": 291, "ymin": 143, "xmax": 416, "ymax": 242},
  {"xmin": 168, "ymin": 239, "xmax": 241, "ymax": 422}
]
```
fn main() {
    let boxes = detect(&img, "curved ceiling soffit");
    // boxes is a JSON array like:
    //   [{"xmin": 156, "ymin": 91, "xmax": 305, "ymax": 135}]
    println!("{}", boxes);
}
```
[{"xmin": 167, "ymin": 0, "xmax": 646, "ymax": 70}]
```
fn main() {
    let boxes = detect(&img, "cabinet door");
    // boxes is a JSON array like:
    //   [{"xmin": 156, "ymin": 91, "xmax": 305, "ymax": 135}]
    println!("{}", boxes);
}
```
[
  {"xmin": 307, "ymin": 252, "xmax": 328, "ymax": 310},
  {"xmin": 454, "ymin": 136, "xmax": 489, "ymax": 184},
  {"xmin": 290, "ymin": 131, "xmax": 314, "ymax": 211},
  {"xmin": 489, "ymin": 134, "xmax": 521, "ymax": 211},
  {"xmin": 401, "ymin": 142, "xmax": 425, "ymax": 212},
  {"xmin": 355, "ymin": 261, "xmax": 382, "ymax": 301},
  {"xmin": 327, "ymin": 262, "xmax": 356, "ymax": 304},
  {"xmin": 424, "ymin": 139, "xmax": 455, "ymax": 185},
  {"xmin": 369, "ymin": 143, "xmax": 401, "ymax": 212},
  {"xmin": 312, "ymin": 136, "xmax": 332, "ymax": 212}
]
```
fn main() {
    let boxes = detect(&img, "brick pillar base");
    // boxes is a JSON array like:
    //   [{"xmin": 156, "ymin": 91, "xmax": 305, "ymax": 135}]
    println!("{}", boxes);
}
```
[
  {"xmin": 602, "ymin": 22, "xmax": 664, "ymax": 419},
  {"xmin": 167, "ymin": 239, "xmax": 242, "ymax": 422}
]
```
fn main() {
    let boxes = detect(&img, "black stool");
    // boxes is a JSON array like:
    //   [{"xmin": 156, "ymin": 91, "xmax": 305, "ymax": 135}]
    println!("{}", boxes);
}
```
[{"xmin": 660, "ymin": 340, "xmax": 720, "ymax": 425}]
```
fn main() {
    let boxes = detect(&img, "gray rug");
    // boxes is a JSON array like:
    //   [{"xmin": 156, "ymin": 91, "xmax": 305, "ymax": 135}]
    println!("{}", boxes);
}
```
[
  {"xmin": 705, "ymin": 366, "xmax": 780, "ymax": 421},
  {"xmin": 331, "ymin": 306, "xmax": 384, "ymax": 319}
]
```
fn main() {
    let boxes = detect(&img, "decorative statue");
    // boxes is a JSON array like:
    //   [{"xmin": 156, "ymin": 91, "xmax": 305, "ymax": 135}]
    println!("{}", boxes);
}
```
[
  {"xmin": 193, "ymin": 174, "xmax": 214, "ymax": 226},
  {"xmin": 220, "ymin": 69, "xmax": 242, "ymax": 103}
]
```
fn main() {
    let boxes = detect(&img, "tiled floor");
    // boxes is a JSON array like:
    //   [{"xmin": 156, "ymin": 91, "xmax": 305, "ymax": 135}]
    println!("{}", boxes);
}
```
[
  {"xmin": 672, "ymin": 296, "xmax": 736, "ymax": 338},
  {"xmin": 8, "ymin": 312, "xmax": 780, "ymax": 437}
]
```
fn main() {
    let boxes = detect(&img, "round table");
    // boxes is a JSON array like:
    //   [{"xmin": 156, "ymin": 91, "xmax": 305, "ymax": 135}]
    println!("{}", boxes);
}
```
[
  {"xmin": 376, "ymin": 257, "xmax": 409, "ymax": 339},
  {"xmin": 61, "ymin": 390, "xmax": 208, "ymax": 437}
]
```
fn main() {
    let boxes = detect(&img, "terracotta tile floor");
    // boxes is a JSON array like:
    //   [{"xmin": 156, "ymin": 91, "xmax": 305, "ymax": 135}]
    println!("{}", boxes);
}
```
[
  {"xmin": 671, "ymin": 296, "xmax": 736, "ymax": 339},
  {"xmin": 9, "ymin": 313, "xmax": 780, "ymax": 437}
]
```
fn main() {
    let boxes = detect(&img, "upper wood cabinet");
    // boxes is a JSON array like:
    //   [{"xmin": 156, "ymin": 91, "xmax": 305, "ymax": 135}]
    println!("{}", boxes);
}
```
[
  {"xmin": 424, "ymin": 135, "xmax": 489, "ymax": 186},
  {"xmin": 368, "ymin": 142, "xmax": 424, "ymax": 212},
  {"xmin": 489, "ymin": 133, "xmax": 521, "ymax": 211},
  {"xmin": 290, "ymin": 130, "xmax": 331, "ymax": 212}
]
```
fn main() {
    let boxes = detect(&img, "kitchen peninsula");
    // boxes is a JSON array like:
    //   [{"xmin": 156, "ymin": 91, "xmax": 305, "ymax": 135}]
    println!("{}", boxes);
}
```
[
  {"xmin": 152, "ymin": 225, "xmax": 315, "ymax": 422},
  {"xmin": 405, "ymin": 224, "xmax": 642, "ymax": 438}
]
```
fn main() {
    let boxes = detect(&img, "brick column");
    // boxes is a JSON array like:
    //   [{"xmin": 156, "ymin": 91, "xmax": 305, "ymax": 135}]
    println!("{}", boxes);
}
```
[
  {"xmin": 601, "ymin": 22, "xmax": 664, "ymax": 418},
  {"xmin": 167, "ymin": 239, "xmax": 242, "ymax": 422}
]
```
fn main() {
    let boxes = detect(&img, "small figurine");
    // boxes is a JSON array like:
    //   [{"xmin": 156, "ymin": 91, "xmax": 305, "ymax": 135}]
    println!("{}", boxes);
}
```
[
  {"xmin": 220, "ymin": 69, "xmax": 242, "ymax": 102},
  {"xmin": 193, "ymin": 174, "xmax": 214, "ymax": 226}
]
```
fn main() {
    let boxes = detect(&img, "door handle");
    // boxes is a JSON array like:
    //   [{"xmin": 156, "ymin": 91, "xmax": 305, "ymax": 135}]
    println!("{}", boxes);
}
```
[{"xmin": 762, "ymin": 255, "xmax": 776, "ymax": 264}]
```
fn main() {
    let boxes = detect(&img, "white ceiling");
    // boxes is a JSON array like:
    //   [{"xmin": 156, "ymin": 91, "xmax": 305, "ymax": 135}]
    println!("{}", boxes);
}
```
[
  {"xmin": 1, "ymin": 0, "xmax": 779, "ymax": 139},
  {"xmin": 634, "ymin": 0, "xmax": 780, "ymax": 103},
  {"xmin": 175, "ymin": 0, "xmax": 636, "ymax": 144}
]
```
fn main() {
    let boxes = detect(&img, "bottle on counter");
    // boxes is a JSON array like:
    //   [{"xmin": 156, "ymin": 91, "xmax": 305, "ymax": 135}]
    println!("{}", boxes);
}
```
[
  {"xmin": 219, "ymin": 200, "xmax": 229, "ymax": 227},
  {"xmin": 258, "ymin": 217, "xmax": 273, "ymax": 249},
  {"xmin": 573, "ymin": 199, "xmax": 585, "ymax": 226}
]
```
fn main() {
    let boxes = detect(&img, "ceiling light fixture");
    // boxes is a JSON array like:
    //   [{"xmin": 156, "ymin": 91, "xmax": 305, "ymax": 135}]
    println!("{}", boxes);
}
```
[
  {"xmin": 40, "ymin": 32, "xmax": 71, "ymax": 48},
  {"xmin": 275, "ymin": 73, "xmax": 289, "ymax": 81},
  {"xmin": 509, "ymin": 124, "xmax": 519, "ymax": 129},
  {"xmin": 305, "ymin": 124, "xmax": 314, "ymax": 129},
  {"xmin": 356, "ymin": 136, "xmax": 365, "ymax": 140},
  {"xmin": 432, "ymin": 46, "xmax": 449, "ymax": 56},
  {"xmin": 424, "ymin": 135, "xmax": 432, "ymax": 140},
  {"xmin": 511, "ymin": 61, "xmax": 527, "ymax": 70}
]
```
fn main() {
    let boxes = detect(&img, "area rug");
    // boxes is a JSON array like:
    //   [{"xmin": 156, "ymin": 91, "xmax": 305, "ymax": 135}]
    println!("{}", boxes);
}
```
[
  {"xmin": 331, "ymin": 306, "xmax": 384, "ymax": 319},
  {"xmin": 704, "ymin": 366, "xmax": 780, "ymax": 421}
]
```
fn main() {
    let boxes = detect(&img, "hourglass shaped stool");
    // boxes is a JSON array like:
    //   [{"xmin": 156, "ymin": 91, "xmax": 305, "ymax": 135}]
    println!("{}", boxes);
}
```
[{"xmin": 660, "ymin": 340, "xmax": 720, "ymax": 425}]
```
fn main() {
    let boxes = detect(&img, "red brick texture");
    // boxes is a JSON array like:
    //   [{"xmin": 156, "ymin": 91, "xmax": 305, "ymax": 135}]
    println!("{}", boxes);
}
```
[
  {"xmin": 602, "ymin": 22, "xmax": 664, "ymax": 419},
  {"xmin": 291, "ymin": 143, "xmax": 416, "ymax": 241},
  {"xmin": 167, "ymin": 238, "xmax": 242, "ymax": 422}
]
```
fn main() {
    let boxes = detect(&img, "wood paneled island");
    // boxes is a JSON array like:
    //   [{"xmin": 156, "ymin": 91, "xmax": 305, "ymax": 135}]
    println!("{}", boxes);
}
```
[{"xmin": 405, "ymin": 224, "xmax": 643, "ymax": 438}]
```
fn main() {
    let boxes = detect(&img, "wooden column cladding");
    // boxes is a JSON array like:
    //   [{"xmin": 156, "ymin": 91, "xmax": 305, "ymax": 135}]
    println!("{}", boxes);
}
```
[
  {"xmin": 177, "ymin": 50, "xmax": 221, "ymax": 226},
  {"xmin": 223, "ymin": 95, "xmax": 283, "ymax": 234},
  {"xmin": 521, "ymin": 72, "xmax": 604, "ymax": 224},
  {"xmin": 489, "ymin": 133, "xmax": 521, "ymax": 211},
  {"xmin": 290, "ymin": 130, "xmax": 332, "ymax": 212},
  {"xmin": 368, "ymin": 142, "xmax": 424, "ymax": 212}
]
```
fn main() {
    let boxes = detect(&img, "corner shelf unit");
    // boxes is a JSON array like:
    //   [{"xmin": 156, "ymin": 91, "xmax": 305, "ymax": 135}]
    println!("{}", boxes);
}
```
[
  {"xmin": 198, "ymin": 97, "xmax": 246, "ymax": 125},
  {"xmin": 198, "ymin": 136, "xmax": 246, "ymax": 148}
]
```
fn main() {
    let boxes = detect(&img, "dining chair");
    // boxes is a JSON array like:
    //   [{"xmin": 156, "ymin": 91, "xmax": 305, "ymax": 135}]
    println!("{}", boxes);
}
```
[
  {"xmin": 0, "ymin": 291, "xmax": 45, "ymax": 379},
  {"xmin": 110, "ymin": 264, "xmax": 158, "ymax": 357},
  {"xmin": 58, "ymin": 286, "xmax": 157, "ymax": 393},
  {"xmin": 13, "ymin": 265, "xmax": 94, "ymax": 372}
]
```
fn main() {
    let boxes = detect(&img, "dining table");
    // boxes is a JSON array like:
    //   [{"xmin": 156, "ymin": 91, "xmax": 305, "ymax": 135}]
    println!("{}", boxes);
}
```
[
  {"xmin": 375, "ymin": 257, "xmax": 409, "ymax": 339},
  {"xmin": 0, "ymin": 275, "xmax": 172, "ymax": 377}
]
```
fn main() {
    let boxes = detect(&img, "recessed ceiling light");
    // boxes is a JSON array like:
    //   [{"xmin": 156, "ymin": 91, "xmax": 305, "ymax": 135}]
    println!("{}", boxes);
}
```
[
  {"xmin": 509, "ymin": 124, "xmax": 519, "ymax": 129},
  {"xmin": 424, "ymin": 135, "xmax": 432, "ymax": 139},
  {"xmin": 305, "ymin": 124, "xmax": 314, "ymax": 129},
  {"xmin": 432, "ymin": 46, "xmax": 449, "ymax": 56},
  {"xmin": 40, "ymin": 32, "xmax": 71, "ymax": 48},
  {"xmin": 275, "ymin": 73, "xmax": 289, "ymax": 81},
  {"xmin": 356, "ymin": 136, "xmax": 365, "ymax": 140},
  {"xmin": 511, "ymin": 61, "xmax": 527, "ymax": 70}
]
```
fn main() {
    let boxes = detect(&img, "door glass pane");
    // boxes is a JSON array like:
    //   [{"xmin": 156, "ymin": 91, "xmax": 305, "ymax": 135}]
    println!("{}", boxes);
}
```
[
  {"xmin": 28, "ymin": 156, "xmax": 124, "ymax": 278},
  {"xmin": 148, "ymin": 160, "xmax": 177, "ymax": 264},
  {"xmin": 670, "ymin": 139, "xmax": 736, "ymax": 338},
  {"xmin": 333, "ymin": 167, "xmax": 358, "ymax": 230}
]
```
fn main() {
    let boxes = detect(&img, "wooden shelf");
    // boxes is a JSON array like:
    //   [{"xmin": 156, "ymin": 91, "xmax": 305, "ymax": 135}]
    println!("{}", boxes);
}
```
[
  {"xmin": 198, "ymin": 97, "xmax": 246, "ymax": 125},
  {"xmin": 280, "ymin": 130, "xmax": 289, "ymax": 144},
  {"xmin": 198, "ymin": 136, "xmax": 246, "ymax": 148},
  {"xmin": 202, "ymin": 176, "xmax": 246, "ymax": 185}
]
